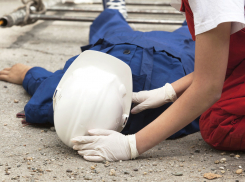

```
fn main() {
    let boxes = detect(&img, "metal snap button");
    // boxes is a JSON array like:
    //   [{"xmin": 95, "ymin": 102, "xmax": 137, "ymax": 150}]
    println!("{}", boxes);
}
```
[{"xmin": 123, "ymin": 50, "xmax": 131, "ymax": 55}]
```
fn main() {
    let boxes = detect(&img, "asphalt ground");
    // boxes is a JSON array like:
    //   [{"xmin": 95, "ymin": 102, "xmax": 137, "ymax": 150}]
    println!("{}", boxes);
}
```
[{"xmin": 0, "ymin": 0, "xmax": 244, "ymax": 181}]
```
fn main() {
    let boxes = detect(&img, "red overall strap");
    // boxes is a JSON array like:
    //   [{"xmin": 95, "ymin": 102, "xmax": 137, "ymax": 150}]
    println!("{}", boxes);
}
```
[{"xmin": 180, "ymin": 0, "xmax": 196, "ymax": 41}]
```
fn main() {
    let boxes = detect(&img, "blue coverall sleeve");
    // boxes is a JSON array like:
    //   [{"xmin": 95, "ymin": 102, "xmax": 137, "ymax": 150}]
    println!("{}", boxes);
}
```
[{"xmin": 22, "ymin": 67, "xmax": 53, "ymax": 96}]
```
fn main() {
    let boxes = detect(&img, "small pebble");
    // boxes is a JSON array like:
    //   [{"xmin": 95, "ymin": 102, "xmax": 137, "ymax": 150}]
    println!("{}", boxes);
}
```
[
  {"xmin": 152, "ymin": 163, "xmax": 157, "ymax": 166},
  {"xmin": 220, "ymin": 158, "xmax": 227, "ymax": 163},
  {"xmin": 221, "ymin": 152, "xmax": 226, "ymax": 155},
  {"xmin": 124, "ymin": 171, "xmax": 129, "ymax": 175},
  {"xmin": 203, "ymin": 173, "xmax": 222, "ymax": 180},
  {"xmin": 195, "ymin": 149, "xmax": 200, "ymax": 153},
  {"xmin": 46, "ymin": 169, "xmax": 52, "ymax": 172},
  {"xmin": 14, "ymin": 99, "xmax": 19, "ymax": 103},
  {"xmin": 220, "ymin": 170, "xmax": 225, "ymax": 174},
  {"xmin": 133, "ymin": 169, "xmax": 138, "ymax": 171},
  {"xmin": 235, "ymin": 155, "xmax": 240, "ymax": 159},
  {"xmin": 11, "ymin": 177, "xmax": 19, "ymax": 180},
  {"xmin": 5, "ymin": 171, "xmax": 10, "ymax": 175},
  {"xmin": 230, "ymin": 153, "xmax": 235, "ymax": 157},
  {"xmin": 104, "ymin": 161, "xmax": 110, "ymax": 167},
  {"xmin": 214, "ymin": 160, "xmax": 220, "ymax": 164},
  {"xmin": 143, "ymin": 172, "xmax": 147, "ymax": 175},
  {"xmin": 219, "ymin": 167, "xmax": 225, "ymax": 170},
  {"xmin": 66, "ymin": 169, "xmax": 72, "ymax": 173},
  {"xmin": 239, "ymin": 166, "xmax": 242, "ymax": 169},
  {"xmin": 4, "ymin": 86, "xmax": 7, "ymax": 88},
  {"xmin": 110, "ymin": 169, "xmax": 116, "ymax": 176},
  {"xmin": 236, "ymin": 169, "xmax": 243, "ymax": 174},
  {"xmin": 4, "ymin": 124, "xmax": 7, "ymax": 126},
  {"xmin": 50, "ymin": 127, "xmax": 56, "ymax": 131},
  {"xmin": 90, "ymin": 165, "xmax": 96, "ymax": 170},
  {"xmin": 172, "ymin": 173, "xmax": 183, "ymax": 176},
  {"xmin": 84, "ymin": 175, "xmax": 92, "ymax": 180}
]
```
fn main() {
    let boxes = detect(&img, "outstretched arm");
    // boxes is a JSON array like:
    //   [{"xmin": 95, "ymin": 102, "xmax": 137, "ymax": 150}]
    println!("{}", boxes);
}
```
[{"xmin": 136, "ymin": 22, "xmax": 231, "ymax": 154}]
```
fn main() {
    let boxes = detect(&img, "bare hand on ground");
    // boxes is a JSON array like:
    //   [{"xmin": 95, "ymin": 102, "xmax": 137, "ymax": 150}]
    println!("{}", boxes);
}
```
[{"xmin": 0, "ymin": 63, "xmax": 32, "ymax": 85}]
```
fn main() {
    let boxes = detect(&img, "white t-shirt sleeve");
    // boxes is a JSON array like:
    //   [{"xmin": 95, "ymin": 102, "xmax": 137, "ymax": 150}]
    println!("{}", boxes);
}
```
[{"xmin": 188, "ymin": 0, "xmax": 245, "ymax": 35}]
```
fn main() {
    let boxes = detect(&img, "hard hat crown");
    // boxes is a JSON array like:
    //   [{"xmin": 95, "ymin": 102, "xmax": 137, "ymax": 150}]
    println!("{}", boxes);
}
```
[{"xmin": 53, "ymin": 51, "xmax": 132, "ymax": 147}]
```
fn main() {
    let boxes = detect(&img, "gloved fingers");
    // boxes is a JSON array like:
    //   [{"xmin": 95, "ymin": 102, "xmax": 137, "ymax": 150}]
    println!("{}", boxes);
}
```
[
  {"xmin": 88, "ymin": 129, "xmax": 116, "ymax": 136},
  {"xmin": 77, "ymin": 149, "xmax": 101, "ymax": 157},
  {"xmin": 71, "ymin": 136, "xmax": 98, "ymax": 144},
  {"xmin": 83, "ymin": 155, "xmax": 105, "ymax": 162},
  {"xmin": 73, "ymin": 143, "xmax": 95, "ymax": 150},
  {"xmin": 131, "ymin": 103, "xmax": 148, "ymax": 114},
  {"xmin": 132, "ymin": 92, "xmax": 144, "ymax": 104},
  {"xmin": 78, "ymin": 150, "xmax": 105, "ymax": 162},
  {"xmin": 132, "ymin": 91, "xmax": 150, "ymax": 104}
]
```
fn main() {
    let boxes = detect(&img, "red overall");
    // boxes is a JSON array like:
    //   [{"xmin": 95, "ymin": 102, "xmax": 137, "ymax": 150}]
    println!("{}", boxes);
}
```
[{"xmin": 181, "ymin": 0, "xmax": 245, "ymax": 151}]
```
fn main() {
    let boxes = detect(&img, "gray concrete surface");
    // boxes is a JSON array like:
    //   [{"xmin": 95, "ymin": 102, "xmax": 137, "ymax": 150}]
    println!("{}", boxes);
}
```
[{"xmin": 0, "ymin": 0, "xmax": 244, "ymax": 182}]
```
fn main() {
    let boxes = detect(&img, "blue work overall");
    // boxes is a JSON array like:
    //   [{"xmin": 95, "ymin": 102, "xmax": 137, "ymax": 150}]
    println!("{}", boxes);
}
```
[{"xmin": 23, "ymin": 9, "xmax": 199, "ymax": 139}]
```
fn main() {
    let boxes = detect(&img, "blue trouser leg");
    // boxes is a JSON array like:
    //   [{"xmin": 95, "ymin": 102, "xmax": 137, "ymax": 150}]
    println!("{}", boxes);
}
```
[{"xmin": 89, "ymin": 9, "xmax": 133, "ymax": 44}]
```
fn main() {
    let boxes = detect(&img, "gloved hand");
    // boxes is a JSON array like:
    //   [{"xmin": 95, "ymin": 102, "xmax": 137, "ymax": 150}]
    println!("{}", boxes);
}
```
[
  {"xmin": 131, "ymin": 83, "xmax": 177, "ymax": 114},
  {"xmin": 71, "ymin": 129, "xmax": 139, "ymax": 162}
]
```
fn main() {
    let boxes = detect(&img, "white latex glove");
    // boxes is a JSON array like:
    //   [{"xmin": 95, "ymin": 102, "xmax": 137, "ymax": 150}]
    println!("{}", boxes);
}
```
[
  {"xmin": 71, "ymin": 129, "xmax": 139, "ymax": 162},
  {"xmin": 131, "ymin": 83, "xmax": 177, "ymax": 114}
]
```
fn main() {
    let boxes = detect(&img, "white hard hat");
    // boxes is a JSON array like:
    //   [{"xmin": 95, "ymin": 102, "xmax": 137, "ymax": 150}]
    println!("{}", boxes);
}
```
[{"xmin": 53, "ymin": 50, "xmax": 132, "ymax": 147}]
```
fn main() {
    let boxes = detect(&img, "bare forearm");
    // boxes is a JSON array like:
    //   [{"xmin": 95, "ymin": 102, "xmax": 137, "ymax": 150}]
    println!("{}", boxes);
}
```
[
  {"xmin": 171, "ymin": 72, "xmax": 193, "ymax": 98},
  {"xmin": 136, "ymin": 82, "xmax": 219, "ymax": 154}
]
